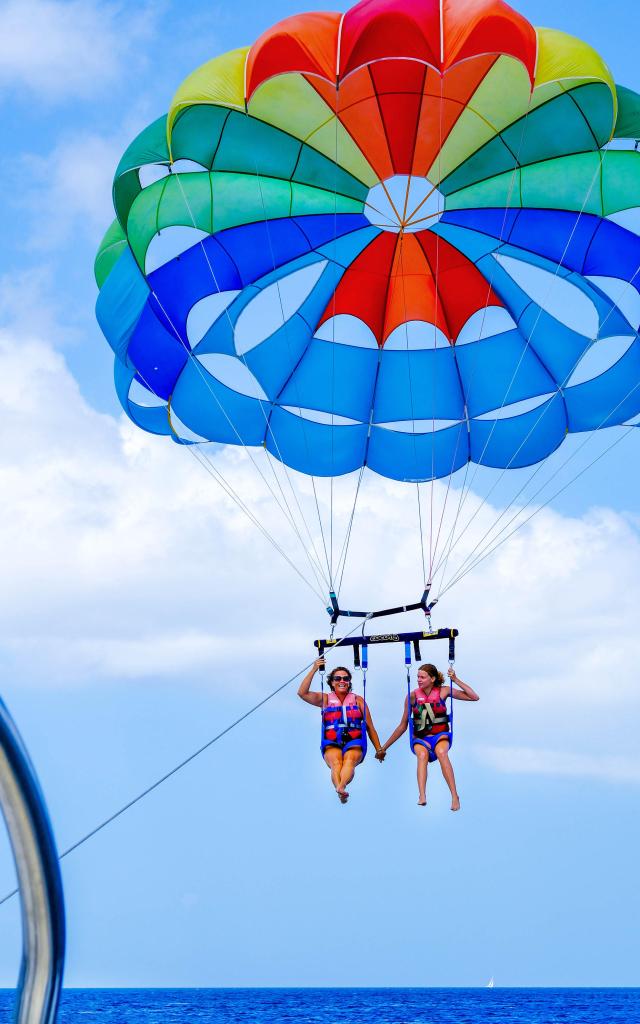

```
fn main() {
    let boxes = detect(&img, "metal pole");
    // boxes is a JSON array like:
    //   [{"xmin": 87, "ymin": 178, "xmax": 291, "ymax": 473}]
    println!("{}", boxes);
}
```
[{"xmin": 0, "ymin": 697, "xmax": 65, "ymax": 1023}]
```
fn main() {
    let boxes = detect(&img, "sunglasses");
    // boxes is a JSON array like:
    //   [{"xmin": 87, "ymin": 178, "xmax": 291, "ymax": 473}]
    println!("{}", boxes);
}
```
[{"xmin": 332, "ymin": 674, "xmax": 351, "ymax": 681}]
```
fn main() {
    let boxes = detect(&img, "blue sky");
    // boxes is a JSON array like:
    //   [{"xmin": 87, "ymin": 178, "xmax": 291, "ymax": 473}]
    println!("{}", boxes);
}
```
[{"xmin": 1, "ymin": 0, "xmax": 640, "ymax": 989}]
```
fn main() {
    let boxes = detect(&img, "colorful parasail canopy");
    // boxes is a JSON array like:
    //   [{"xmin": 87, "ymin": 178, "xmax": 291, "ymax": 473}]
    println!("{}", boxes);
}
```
[{"xmin": 95, "ymin": 0, "xmax": 640, "ymax": 483}]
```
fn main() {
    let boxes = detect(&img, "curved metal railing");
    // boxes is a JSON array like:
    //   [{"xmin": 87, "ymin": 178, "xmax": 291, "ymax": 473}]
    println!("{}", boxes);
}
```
[{"xmin": 0, "ymin": 697, "xmax": 65, "ymax": 1023}]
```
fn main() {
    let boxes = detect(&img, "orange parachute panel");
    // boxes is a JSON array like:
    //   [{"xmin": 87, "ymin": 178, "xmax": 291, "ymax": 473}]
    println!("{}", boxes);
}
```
[{"xmin": 246, "ymin": 11, "xmax": 342, "ymax": 98}]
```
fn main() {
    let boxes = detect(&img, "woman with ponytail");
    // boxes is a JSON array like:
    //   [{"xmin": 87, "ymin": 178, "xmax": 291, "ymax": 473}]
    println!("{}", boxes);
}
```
[{"xmin": 377, "ymin": 663, "xmax": 479, "ymax": 810}]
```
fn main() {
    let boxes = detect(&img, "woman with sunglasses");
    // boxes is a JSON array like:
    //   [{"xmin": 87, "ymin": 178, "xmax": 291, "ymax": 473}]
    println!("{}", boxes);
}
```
[{"xmin": 298, "ymin": 659, "xmax": 385, "ymax": 803}]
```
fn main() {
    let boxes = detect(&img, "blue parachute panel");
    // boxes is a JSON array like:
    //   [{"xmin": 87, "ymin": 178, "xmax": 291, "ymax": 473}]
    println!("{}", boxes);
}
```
[
  {"xmin": 170, "ymin": 359, "xmax": 269, "ymax": 444},
  {"xmin": 114, "ymin": 358, "xmax": 171, "ymax": 437},
  {"xmin": 455, "ymin": 330, "xmax": 556, "ymax": 417},
  {"xmin": 96, "ymin": 248, "xmax": 149, "ymax": 361},
  {"xmin": 127, "ymin": 303, "xmax": 189, "ymax": 400},
  {"xmin": 469, "ymin": 394, "xmax": 567, "ymax": 469},
  {"xmin": 277, "ymin": 338, "xmax": 378, "ymax": 422},
  {"xmin": 267, "ymin": 408, "xmax": 369, "ymax": 475},
  {"xmin": 565, "ymin": 336, "xmax": 640, "ymax": 430},
  {"xmin": 373, "ymin": 348, "xmax": 465, "ymax": 423},
  {"xmin": 366, "ymin": 423, "xmax": 469, "ymax": 481}
]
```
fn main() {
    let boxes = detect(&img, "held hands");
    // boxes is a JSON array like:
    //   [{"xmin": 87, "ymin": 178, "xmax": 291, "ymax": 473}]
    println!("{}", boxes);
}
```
[{"xmin": 375, "ymin": 748, "xmax": 386, "ymax": 762}]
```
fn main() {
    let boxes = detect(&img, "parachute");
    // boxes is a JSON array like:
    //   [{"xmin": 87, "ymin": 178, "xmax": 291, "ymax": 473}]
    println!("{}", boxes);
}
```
[{"xmin": 94, "ymin": 0, "xmax": 640, "ymax": 606}]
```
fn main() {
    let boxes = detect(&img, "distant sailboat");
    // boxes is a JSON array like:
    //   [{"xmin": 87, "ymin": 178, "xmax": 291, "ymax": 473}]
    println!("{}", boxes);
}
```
[{"xmin": 487, "ymin": 977, "xmax": 495, "ymax": 989}]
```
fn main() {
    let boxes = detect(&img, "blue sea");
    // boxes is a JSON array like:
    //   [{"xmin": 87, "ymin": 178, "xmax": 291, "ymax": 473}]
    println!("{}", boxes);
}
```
[{"xmin": 1, "ymin": 988, "xmax": 638, "ymax": 1022}]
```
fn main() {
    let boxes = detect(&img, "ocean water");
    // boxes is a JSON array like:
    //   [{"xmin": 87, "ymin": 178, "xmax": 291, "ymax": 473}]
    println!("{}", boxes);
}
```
[{"xmin": 1, "ymin": 987, "xmax": 638, "ymax": 1023}]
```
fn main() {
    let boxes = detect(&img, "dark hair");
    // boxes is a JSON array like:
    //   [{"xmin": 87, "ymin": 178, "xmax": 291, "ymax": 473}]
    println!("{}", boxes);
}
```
[
  {"xmin": 418, "ymin": 663, "xmax": 444, "ymax": 687},
  {"xmin": 327, "ymin": 666, "xmax": 352, "ymax": 692}
]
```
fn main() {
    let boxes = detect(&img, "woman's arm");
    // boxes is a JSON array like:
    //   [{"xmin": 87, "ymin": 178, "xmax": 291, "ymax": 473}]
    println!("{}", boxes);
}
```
[
  {"xmin": 376, "ymin": 696, "xmax": 410, "ymax": 759},
  {"xmin": 445, "ymin": 666, "xmax": 480, "ymax": 701},
  {"xmin": 297, "ymin": 658, "xmax": 325, "ymax": 707},
  {"xmin": 361, "ymin": 700, "xmax": 384, "ymax": 759}
]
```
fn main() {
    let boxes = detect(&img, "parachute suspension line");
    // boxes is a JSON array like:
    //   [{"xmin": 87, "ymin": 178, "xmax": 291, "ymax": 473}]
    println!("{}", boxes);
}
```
[
  {"xmin": 361, "ymin": 642, "xmax": 368, "ymax": 744},
  {"xmin": 320, "ymin": 655, "xmax": 326, "ymax": 742},
  {"xmin": 171, "ymin": 164, "xmax": 335, "ymax": 593},
  {"xmin": 432, "ymin": 459, "xmax": 471, "ymax": 600},
  {"xmin": 436, "ymin": 157, "xmax": 627, "ymax": 597},
  {"xmin": 257, "ymin": 450, "xmax": 330, "ymax": 595},
  {"xmin": 439, "ymin": 418, "xmax": 639, "ymax": 600},
  {"xmin": 187, "ymin": 444, "xmax": 326, "ymax": 603},
  {"xmin": 434, "ymin": 139, "xmax": 610, "ymax": 598},
  {"xmin": 427, "ymin": 66, "xmax": 471, "ymax": 593},
  {"xmin": 405, "ymin": 641, "xmax": 412, "ymax": 744},
  {"xmin": 395, "ymin": 213, "xmax": 429, "ymax": 596},
  {"xmin": 262, "ymin": 450, "xmax": 331, "ymax": 595},
  {"xmin": 0, "ymin": 657, "xmax": 322, "ymax": 912},
  {"xmin": 439, "ymin": 375, "xmax": 640, "ymax": 597},
  {"xmin": 416, "ymin": 482, "xmax": 427, "ymax": 590},
  {"xmin": 243, "ymin": 131, "xmax": 337, "ymax": 588},
  {"xmin": 429, "ymin": 69, "xmax": 445, "ymax": 577},
  {"xmin": 144, "ymin": 244, "xmax": 313, "ymax": 569},
  {"xmin": 124, "ymin": 333, "xmax": 328, "ymax": 606},
  {"xmin": 434, "ymin": 252, "xmax": 640, "ymax": 589},
  {"xmin": 428, "ymin": 91, "xmax": 536, "ymax": 590},
  {"xmin": 329, "ymin": 81, "xmax": 341, "ymax": 589},
  {"xmin": 411, "ymin": 68, "xmax": 468, "ymax": 589},
  {"xmin": 335, "ymin": 464, "xmax": 366, "ymax": 601},
  {"xmin": 150, "ymin": 287, "xmax": 329, "ymax": 596}
]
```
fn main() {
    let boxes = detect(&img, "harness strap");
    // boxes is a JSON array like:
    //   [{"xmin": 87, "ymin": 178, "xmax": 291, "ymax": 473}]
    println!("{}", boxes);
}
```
[{"xmin": 448, "ymin": 631, "xmax": 456, "ymax": 741}]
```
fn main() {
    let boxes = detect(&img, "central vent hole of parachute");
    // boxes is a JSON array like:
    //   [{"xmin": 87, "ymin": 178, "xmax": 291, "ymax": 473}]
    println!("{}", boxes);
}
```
[{"xmin": 364, "ymin": 176, "xmax": 444, "ymax": 234}]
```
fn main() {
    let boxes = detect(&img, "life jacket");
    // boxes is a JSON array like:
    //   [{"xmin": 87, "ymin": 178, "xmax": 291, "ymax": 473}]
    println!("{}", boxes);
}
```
[
  {"xmin": 322, "ymin": 691, "xmax": 365, "ymax": 747},
  {"xmin": 411, "ymin": 685, "xmax": 449, "ymax": 736}
]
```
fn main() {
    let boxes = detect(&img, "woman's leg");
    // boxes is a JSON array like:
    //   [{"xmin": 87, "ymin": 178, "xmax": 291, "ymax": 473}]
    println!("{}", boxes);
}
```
[
  {"xmin": 338, "ymin": 748, "xmax": 363, "ymax": 800},
  {"xmin": 415, "ymin": 745, "xmax": 429, "ymax": 805},
  {"xmin": 434, "ymin": 741, "xmax": 460, "ymax": 811},
  {"xmin": 324, "ymin": 747, "xmax": 344, "ymax": 799}
]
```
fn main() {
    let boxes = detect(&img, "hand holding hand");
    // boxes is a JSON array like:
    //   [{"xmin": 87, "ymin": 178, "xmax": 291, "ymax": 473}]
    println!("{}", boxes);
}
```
[{"xmin": 375, "ymin": 748, "xmax": 386, "ymax": 762}]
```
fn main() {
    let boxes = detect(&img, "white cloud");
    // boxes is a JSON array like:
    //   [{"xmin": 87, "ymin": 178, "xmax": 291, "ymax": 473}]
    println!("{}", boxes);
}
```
[
  {"xmin": 0, "ymin": 328, "xmax": 323, "ymax": 685},
  {"xmin": 480, "ymin": 746, "xmax": 640, "ymax": 785},
  {"xmin": 0, "ymin": 265, "xmax": 74, "ymax": 342},
  {"xmin": 0, "ymin": 0, "xmax": 155, "ymax": 101},
  {"xmin": 22, "ymin": 130, "xmax": 127, "ymax": 249},
  {"xmin": 0, "ymin": 322, "xmax": 639, "ymax": 786}
]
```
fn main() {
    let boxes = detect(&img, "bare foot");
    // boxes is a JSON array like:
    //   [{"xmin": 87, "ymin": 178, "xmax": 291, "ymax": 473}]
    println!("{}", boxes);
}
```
[{"xmin": 451, "ymin": 796, "xmax": 461, "ymax": 812}]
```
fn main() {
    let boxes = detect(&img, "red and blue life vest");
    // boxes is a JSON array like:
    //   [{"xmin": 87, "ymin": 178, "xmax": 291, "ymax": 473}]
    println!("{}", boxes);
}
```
[{"xmin": 322, "ymin": 691, "xmax": 365, "ymax": 748}]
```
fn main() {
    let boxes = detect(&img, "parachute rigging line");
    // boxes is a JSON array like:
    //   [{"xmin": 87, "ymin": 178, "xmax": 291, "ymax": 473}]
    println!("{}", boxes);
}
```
[
  {"xmin": 153, "ymin": 281, "xmax": 329, "ymax": 588},
  {"xmin": 433, "ymin": 136, "xmax": 615, "ymax": 596},
  {"xmin": 188, "ymin": 444, "xmax": 327, "ymax": 603},
  {"xmin": 335, "ymin": 464, "xmax": 366, "ymax": 601},
  {"xmin": 435, "ymin": 227, "xmax": 640, "ymax": 599},
  {"xmin": 169, "ymin": 167, "xmax": 335, "ymax": 591},
  {"xmin": 428, "ymin": 90, "xmax": 537, "ymax": 590},
  {"xmin": 439, "ymin": 397, "xmax": 640, "ymax": 598},
  {"xmin": 130, "ymin": 352, "xmax": 328, "ymax": 603},
  {"xmin": 167, "ymin": 171, "xmax": 333, "ymax": 593}
]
